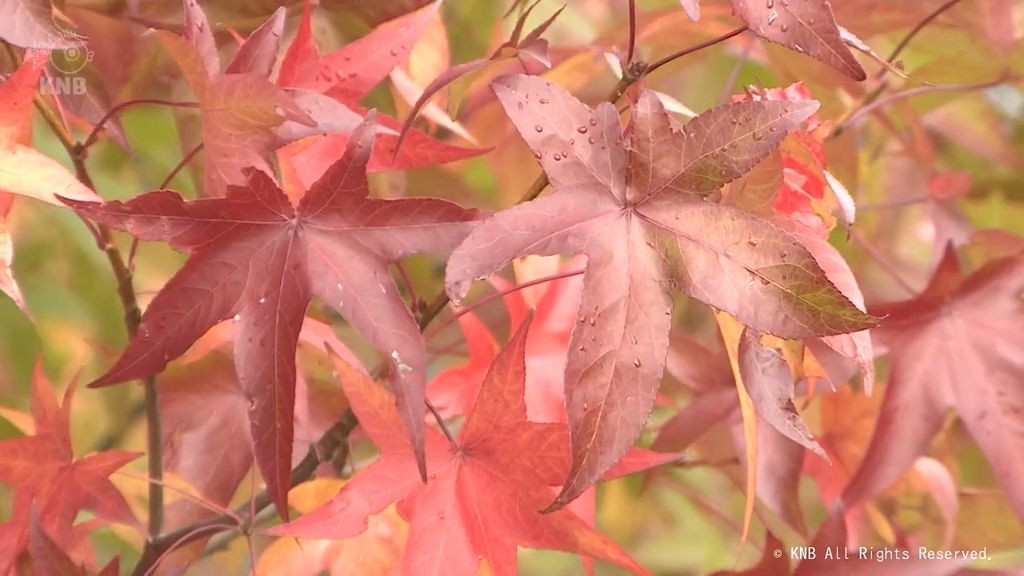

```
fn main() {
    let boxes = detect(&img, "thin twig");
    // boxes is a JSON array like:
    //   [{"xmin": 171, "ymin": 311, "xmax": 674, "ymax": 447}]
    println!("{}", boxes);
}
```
[
  {"xmin": 886, "ymin": 0, "xmax": 965, "ymax": 65},
  {"xmin": 625, "ymin": 0, "xmax": 638, "ymax": 65},
  {"xmin": 426, "ymin": 399, "xmax": 458, "ymax": 449},
  {"xmin": 159, "ymin": 143, "xmax": 204, "ymax": 190},
  {"xmin": 33, "ymin": 89, "xmax": 167, "ymax": 553},
  {"xmin": 839, "ymin": 75, "xmax": 1008, "ymax": 130},
  {"xmin": 423, "ymin": 268, "xmax": 586, "ymax": 342},
  {"xmin": 645, "ymin": 26, "xmax": 748, "ymax": 77},
  {"xmin": 848, "ymin": 228, "xmax": 917, "ymax": 296},
  {"xmin": 78, "ymin": 99, "xmax": 199, "ymax": 153}
]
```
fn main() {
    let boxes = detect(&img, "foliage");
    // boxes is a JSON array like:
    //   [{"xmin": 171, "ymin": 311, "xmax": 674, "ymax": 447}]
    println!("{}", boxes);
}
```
[{"xmin": 0, "ymin": 0, "xmax": 1022, "ymax": 574}]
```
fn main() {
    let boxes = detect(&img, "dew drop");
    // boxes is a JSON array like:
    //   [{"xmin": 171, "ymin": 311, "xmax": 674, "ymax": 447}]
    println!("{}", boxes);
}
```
[
  {"xmin": 258, "ymin": 297, "xmax": 266, "ymax": 304},
  {"xmin": 631, "ymin": 336, "xmax": 638, "ymax": 345},
  {"xmin": 588, "ymin": 317, "xmax": 595, "ymax": 326},
  {"xmin": 632, "ymin": 357, "xmax": 642, "ymax": 368},
  {"xmin": 747, "ymin": 238, "xmax": 758, "ymax": 247},
  {"xmin": 589, "ymin": 118, "xmax": 598, "ymax": 127},
  {"xmin": 233, "ymin": 314, "xmax": 241, "ymax": 322},
  {"xmin": 780, "ymin": 23, "xmax": 790, "ymax": 33},
  {"xmin": 768, "ymin": 126, "xmax": 778, "ymax": 133},
  {"xmin": 589, "ymin": 335, "xmax": 596, "ymax": 342},
  {"xmin": 587, "ymin": 136, "xmax": 596, "ymax": 144},
  {"xmin": 767, "ymin": 10, "xmax": 778, "ymax": 25},
  {"xmin": 344, "ymin": 55, "xmax": 352, "ymax": 62},
  {"xmin": 437, "ymin": 511, "xmax": 447, "ymax": 520},
  {"xmin": 752, "ymin": 130, "xmax": 764, "ymax": 141},
  {"xmin": 577, "ymin": 125, "xmax": 588, "ymax": 134},
  {"xmin": 533, "ymin": 151, "xmax": 543, "ymax": 160},
  {"xmin": 553, "ymin": 152, "xmax": 562, "ymax": 161},
  {"xmin": 779, "ymin": 250, "xmax": 788, "ymax": 259},
  {"xmin": 534, "ymin": 125, "xmax": 544, "ymax": 133},
  {"xmin": 583, "ymin": 402, "xmax": 589, "ymax": 410},
  {"xmin": 389, "ymin": 48, "xmax": 399, "ymax": 56},
  {"xmin": 766, "ymin": 0, "xmax": 774, "ymax": 7},
  {"xmin": 578, "ymin": 345, "xmax": 586, "ymax": 352},
  {"xmin": 759, "ymin": 277, "xmax": 770, "ymax": 286},
  {"xmin": 379, "ymin": 283, "xmax": 388, "ymax": 294},
  {"xmin": 539, "ymin": 98, "xmax": 550, "ymax": 104}
]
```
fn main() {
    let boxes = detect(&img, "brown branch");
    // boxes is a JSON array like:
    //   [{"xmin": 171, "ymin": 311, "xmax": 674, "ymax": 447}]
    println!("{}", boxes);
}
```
[
  {"xmin": 625, "ymin": 0, "xmax": 638, "ymax": 65},
  {"xmin": 645, "ymin": 25, "xmax": 749, "ymax": 77},
  {"xmin": 32, "ymin": 91, "xmax": 167, "ymax": 545}
]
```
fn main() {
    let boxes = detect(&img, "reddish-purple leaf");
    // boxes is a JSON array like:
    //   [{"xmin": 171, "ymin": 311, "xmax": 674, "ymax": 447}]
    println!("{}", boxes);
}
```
[
  {"xmin": 224, "ymin": 7, "xmax": 286, "ymax": 76},
  {"xmin": 447, "ymin": 76, "xmax": 874, "ymax": 511},
  {"xmin": 841, "ymin": 247, "xmax": 1024, "ymax": 523},
  {"xmin": 62, "ymin": 113, "xmax": 479, "ymax": 518},
  {"xmin": 0, "ymin": 0, "xmax": 77, "ymax": 49},
  {"xmin": 739, "ymin": 328, "xmax": 827, "ymax": 459},
  {"xmin": 278, "ymin": 0, "xmax": 440, "ymax": 104},
  {"xmin": 274, "ymin": 318, "xmax": 660, "ymax": 575},
  {"xmin": 732, "ymin": 0, "xmax": 867, "ymax": 81},
  {"xmin": 28, "ymin": 514, "xmax": 84, "ymax": 576},
  {"xmin": 181, "ymin": 0, "xmax": 220, "ymax": 78}
]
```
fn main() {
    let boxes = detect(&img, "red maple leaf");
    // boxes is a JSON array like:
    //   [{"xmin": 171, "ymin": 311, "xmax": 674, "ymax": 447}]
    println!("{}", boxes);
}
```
[
  {"xmin": 0, "ymin": 365, "xmax": 139, "ymax": 573},
  {"xmin": 841, "ymin": 246, "xmax": 1024, "ymax": 522},
  {"xmin": 61, "ymin": 113, "xmax": 479, "ymax": 517},
  {"xmin": 446, "ymin": 74, "xmax": 876, "ymax": 509},
  {"xmin": 273, "ymin": 316, "xmax": 675, "ymax": 575},
  {"xmin": 275, "ymin": 0, "xmax": 485, "ymax": 188}
]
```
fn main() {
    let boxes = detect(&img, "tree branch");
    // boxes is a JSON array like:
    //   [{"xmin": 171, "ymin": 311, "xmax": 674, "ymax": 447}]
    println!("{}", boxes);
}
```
[
  {"xmin": 78, "ymin": 99, "xmax": 199, "ymax": 154},
  {"xmin": 32, "ymin": 90, "xmax": 167, "ymax": 547}
]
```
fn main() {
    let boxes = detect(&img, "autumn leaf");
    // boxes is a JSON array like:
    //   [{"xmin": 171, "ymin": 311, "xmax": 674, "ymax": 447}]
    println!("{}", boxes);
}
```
[
  {"xmin": 447, "ymin": 75, "xmax": 876, "ymax": 510},
  {"xmin": 841, "ymin": 246, "xmax": 1024, "ymax": 523},
  {"xmin": 0, "ymin": 0, "xmax": 79, "ymax": 49},
  {"xmin": 0, "ymin": 365, "xmax": 139, "ymax": 573},
  {"xmin": 276, "ymin": 0, "xmax": 484, "ymax": 184},
  {"xmin": 273, "ymin": 317, "xmax": 674, "ymax": 575},
  {"xmin": 732, "ymin": 0, "xmax": 867, "ymax": 80},
  {"xmin": 62, "ymin": 113, "xmax": 479, "ymax": 518}
]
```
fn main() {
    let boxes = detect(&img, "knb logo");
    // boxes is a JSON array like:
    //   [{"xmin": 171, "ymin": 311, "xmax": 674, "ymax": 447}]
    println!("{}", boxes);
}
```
[{"xmin": 28, "ymin": 26, "xmax": 93, "ymax": 95}]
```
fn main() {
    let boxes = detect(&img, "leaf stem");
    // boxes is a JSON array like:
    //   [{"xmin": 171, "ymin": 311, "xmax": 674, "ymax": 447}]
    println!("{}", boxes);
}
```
[
  {"xmin": 78, "ymin": 99, "xmax": 200, "ymax": 154},
  {"xmin": 838, "ymin": 75, "xmax": 1009, "ymax": 131},
  {"xmin": 644, "ymin": 25, "xmax": 749, "ymax": 78},
  {"xmin": 886, "ymin": 0, "xmax": 965, "ymax": 65},
  {"xmin": 426, "ymin": 399, "xmax": 459, "ymax": 449},
  {"xmin": 848, "ymin": 228, "xmax": 917, "ymax": 296},
  {"xmin": 625, "ymin": 0, "xmax": 638, "ymax": 65},
  {"xmin": 159, "ymin": 143, "xmax": 204, "ymax": 190},
  {"xmin": 424, "ymin": 268, "xmax": 586, "ymax": 342}
]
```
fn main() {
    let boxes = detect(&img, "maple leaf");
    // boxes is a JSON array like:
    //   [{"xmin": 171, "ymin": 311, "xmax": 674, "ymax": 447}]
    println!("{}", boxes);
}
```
[
  {"xmin": 155, "ymin": 1, "xmax": 322, "ymax": 197},
  {"xmin": 731, "ymin": 0, "xmax": 867, "ymax": 80},
  {"xmin": 840, "ymin": 246, "xmax": 1024, "ymax": 523},
  {"xmin": 0, "ymin": 365, "xmax": 139, "ymax": 573},
  {"xmin": 61, "ymin": 113, "xmax": 480, "ymax": 518},
  {"xmin": 0, "ymin": 56, "xmax": 99, "ymax": 209},
  {"xmin": 0, "ymin": 0, "xmax": 79, "ymax": 49},
  {"xmin": 276, "ymin": 0, "xmax": 484, "ymax": 184},
  {"xmin": 273, "ymin": 317, "xmax": 673, "ymax": 575},
  {"xmin": 446, "ymin": 75, "xmax": 876, "ymax": 510}
]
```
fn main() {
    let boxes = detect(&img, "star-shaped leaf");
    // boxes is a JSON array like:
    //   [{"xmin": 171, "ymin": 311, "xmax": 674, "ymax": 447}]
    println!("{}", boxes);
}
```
[
  {"xmin": 0, "ymin": 366, "xmax": 139, "ymax": 573},
  {"xmin": 446, "ymin": 75, "xmax": 876, "ymax": 510},
  {"xmin": 841, "ymin": 246, "xmax": 1024, "ymax": 522},
  {"xmin": 274, "ymin": 317, "xmax": 673, "ymax": 575},
  {"xmin": 62, "ymin": 113, "xmax": 480, "ymax": 518}
]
